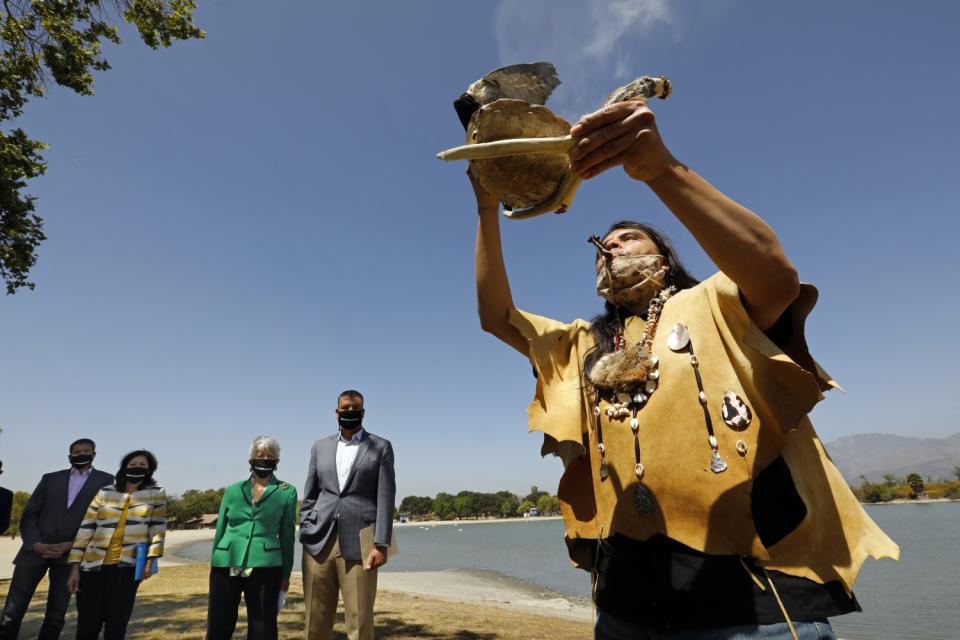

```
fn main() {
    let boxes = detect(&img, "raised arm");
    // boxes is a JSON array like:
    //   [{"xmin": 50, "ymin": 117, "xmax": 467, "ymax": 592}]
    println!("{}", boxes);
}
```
[
  {"xmin": 568, "ymin": 100, "xmax": 799, "ymax": 330},
  {"xmin": 472, "ymin": 169, "xmax": 528, "ymax": 354}
]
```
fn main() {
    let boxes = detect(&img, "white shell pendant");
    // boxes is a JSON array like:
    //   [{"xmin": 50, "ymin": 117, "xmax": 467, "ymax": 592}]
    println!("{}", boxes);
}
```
[
  {"xmin": 721, "ymin": 392, "xmax": 752, "ymax": 430},
  {"xmin": 710, "ymin": 449, "xmax": 728, "ymax": 473},
  {"xmin": 736, "ymin": 440, "xmax": 747, "ymax": 456},
  {"xmin": 599, "ymin": 460, "xmax": 610, "ymax": 480},
  {"xmin": 667, "ymin": 323, "xmax": 690, "ymax": 352}
]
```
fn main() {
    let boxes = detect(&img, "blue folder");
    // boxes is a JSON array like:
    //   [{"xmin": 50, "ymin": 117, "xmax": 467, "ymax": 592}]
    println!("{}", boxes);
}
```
[{"xmin": 134, "ymin": 542, "xmax": 156, "ymax": 581}]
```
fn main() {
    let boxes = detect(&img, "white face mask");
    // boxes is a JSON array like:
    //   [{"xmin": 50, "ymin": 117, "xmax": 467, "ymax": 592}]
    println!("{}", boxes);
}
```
[{"xmin": 596, "ymin": 254, "xmax": 667, "ymax": 307}]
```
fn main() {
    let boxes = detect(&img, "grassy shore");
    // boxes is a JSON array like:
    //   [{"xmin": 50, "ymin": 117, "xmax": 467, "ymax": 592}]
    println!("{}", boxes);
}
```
[{"xmin": 0, "ymin": 564, "xmax": 593, "ymax": 639}]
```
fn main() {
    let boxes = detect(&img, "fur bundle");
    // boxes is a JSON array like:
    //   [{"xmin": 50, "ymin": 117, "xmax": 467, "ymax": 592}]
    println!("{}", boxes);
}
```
[{"xmin": 588, "ymin": 342, "xmax": 655, "ymax": 391}]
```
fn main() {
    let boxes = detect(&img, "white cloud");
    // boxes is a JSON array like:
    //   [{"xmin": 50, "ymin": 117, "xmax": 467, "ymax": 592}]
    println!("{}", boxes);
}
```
[{"xmin": 493, "ymin": 0, "xmax": 674, "ymax": 120}]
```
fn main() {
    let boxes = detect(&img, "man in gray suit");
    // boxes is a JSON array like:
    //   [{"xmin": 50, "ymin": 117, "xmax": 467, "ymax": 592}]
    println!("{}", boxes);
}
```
[
  {"xmin": 0, "ymin": 439, "xmax": 113, "ymax": 640},
  {"xmin": 300, "ymin": 389, "xmax": 396, "ymax": 640}
]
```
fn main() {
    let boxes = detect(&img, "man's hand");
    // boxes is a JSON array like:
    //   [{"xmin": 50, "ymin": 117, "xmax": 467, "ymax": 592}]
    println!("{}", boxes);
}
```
[
  {"xmin": 66, "ymin": 565, "xmax": 81, "ymax": 594},
  {"xmin": 366, "ymin": 546, "xmax": 387, "ymax": 570},
  {"xmin": 33, "ymin": 542, "xmax": 66, "ymax": 559},
  {"xmin": 568, "ymin": 99, "xmax": 677, "ymax": 183},
  {"xmin": 50, "ymin": 542, "xmax": 72, "ymax": 554},
  {"xmin": 141, "ymin": 558, "xmax": 155, "ymax": 581},
  {"xmin": 280, "ymin": 578, "xmax": 290, "ymax": 593}
]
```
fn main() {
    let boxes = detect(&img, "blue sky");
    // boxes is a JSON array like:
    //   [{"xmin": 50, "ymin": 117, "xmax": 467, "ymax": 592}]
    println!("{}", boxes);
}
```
[{"xmin": 2, "ymin": 1, "xmax": 958, "ymax": 500}]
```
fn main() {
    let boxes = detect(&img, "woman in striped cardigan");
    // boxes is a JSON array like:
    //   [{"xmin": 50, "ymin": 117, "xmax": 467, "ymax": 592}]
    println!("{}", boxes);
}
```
[{"xmin": 67, "ymin": 450, "xmax": 166, "ymax": 640}]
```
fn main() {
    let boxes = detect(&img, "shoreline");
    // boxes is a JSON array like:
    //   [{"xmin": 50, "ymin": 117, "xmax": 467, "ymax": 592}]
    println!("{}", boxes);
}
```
[
  {"xmin": 2, "ymin": 528, "xmax": 591, "ymax": 622},
  {"xmin": 1, "ymin": 564, "xmax": 594, "ymax": 638},
  {"xmin": 160, "ymin": 528, "xmax": 591, "ymax": 621},
  {"xmin": 862, "ymin": 498, "xmax": 960, "ymax": 506},
  {"xmin": 394, "ymin": 514, "xmax": 563, "ymax": 527}
]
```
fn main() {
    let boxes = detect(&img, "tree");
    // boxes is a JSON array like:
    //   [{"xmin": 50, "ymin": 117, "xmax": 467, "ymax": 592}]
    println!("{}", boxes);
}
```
[
  {"xmin": 167, "ymin": 487, "xmax": 224, "ymax": 525},
  {"xmin": 474, "ymin": 492, "xmax": 501, "ymax": 517},
  {"xmin": 954, "ymin": 465, "xmax": 960, "ymax": 482},
  {"xmin": 525, "ymin": 485, "xmax": 549, "ymax": 506},
  {"xmin": 537, "ymin": 494, "xmax": 560, "ymax": 515},
  {"xmin": 432, "ymin": 493, "xmax": 456, "ymax": 521},
  {"xmin": 905, "ymin": 473, "xmax": 926, "ymax": 500},
  {"xmin": 398, "ymin": 495, "xmax": 433, "ymax": 518},
  {"xmin": 516, "ymin": 500, "xmax": 535, "ymax": 516},
  {"xmin": 453, "ymin": 494, "xmax": 474, "ymax": 519},
  {"xmin": 7, "ymin": 490, "xmax": 30, "ymax": 537},
  {"xmin": 0, "ymin": 0, "xmax": 204, "ymax": 294},
  {"xmin": 454, "ymin": 491, "xmax": 479, "ymax": 519},
  {"xmin": 499, "ymin": 495, "xmax": 519, "ymax": 518}
]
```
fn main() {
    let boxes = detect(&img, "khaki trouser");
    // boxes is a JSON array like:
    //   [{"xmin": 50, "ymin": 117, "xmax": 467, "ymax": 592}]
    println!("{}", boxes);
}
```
[{"xmin": 302, "ymin": 536, "xmax": 378, "ymax": 640}]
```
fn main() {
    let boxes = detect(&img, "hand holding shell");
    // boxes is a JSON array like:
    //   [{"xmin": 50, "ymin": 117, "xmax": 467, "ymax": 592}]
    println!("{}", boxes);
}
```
[{"xmin": 439, "ymin": 69, "xmax": 671, "ymax": 219}]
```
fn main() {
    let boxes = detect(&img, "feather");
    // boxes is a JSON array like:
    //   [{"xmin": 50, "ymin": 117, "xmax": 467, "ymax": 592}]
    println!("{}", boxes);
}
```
[
  {"xmin": 454, "ymin": 62, "xmax": 560, "ymax": 130},
  {"xmin": 603, "ymin": 76, "xmax": 671, "ymax": 106},
  {"xmin": 466, "ymin": 62, "xmax": 561, "ymax": 105}
]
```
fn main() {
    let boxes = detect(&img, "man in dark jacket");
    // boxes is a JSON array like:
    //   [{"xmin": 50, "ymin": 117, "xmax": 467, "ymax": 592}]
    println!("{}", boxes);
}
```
[
  {"xmin": 0, "ymin": 439, "xmax": 113, "ymax": 640},
  {"xmin": 0, "ymin": 461, "xmax": 12, "ymax": 536}
]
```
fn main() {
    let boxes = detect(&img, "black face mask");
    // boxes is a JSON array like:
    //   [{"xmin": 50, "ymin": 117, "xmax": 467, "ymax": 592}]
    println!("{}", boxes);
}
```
[
  {"xmin": 125, "ymin": 468, "xmax": 149, "ymax": 483},
  {"xmin": 338, "ymin": 410, "xmax": 363, "ymax": 430},
  {"xmin": 69, "ymin": 454, "xmax": 93, "ymax": 470},
  {"xmin": 250, "ymin": 459, "xmax": 277, "ymax": 478}
]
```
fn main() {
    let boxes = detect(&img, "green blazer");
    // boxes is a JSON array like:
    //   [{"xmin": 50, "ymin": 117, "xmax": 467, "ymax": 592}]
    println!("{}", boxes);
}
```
[{"xmin": 210, "ymin": 476, "xmax": 297, "ymax": 578}]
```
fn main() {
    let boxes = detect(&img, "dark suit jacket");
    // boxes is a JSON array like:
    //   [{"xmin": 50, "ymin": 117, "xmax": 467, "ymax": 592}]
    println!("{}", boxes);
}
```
[
  {"xmin": 0, "ymin": 487, "xmax": 12, "ymax": 535},
  {"xmin": 15, "ymin": 468, "xmax": 114, "ymax": 566},
  {"xmin": 299, "ymin": 431, "xmax": 395, "ymax": 562}
]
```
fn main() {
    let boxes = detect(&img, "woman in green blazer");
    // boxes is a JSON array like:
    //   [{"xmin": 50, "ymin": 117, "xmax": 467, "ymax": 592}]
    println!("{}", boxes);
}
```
[{"xmin": 206, "ymin": 436, "xmax": 297, "ymax": 640}]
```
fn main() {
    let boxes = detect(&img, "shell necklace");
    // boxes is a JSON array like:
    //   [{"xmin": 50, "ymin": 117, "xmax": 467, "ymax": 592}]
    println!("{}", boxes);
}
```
[{"xmin": 589, "ymin": 286, "xmax": 675, "ymax": 517}]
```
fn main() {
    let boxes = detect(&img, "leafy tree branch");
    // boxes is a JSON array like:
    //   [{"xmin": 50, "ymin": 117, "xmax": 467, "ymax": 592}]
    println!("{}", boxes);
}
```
[{"xmin": 0, "ymin": 0, "xmax": 203, "ymax": 293}]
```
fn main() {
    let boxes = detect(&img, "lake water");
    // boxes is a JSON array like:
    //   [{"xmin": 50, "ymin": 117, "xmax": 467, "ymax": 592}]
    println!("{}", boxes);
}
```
[{"xmin": 176, "ymin": 504, "xmax": 960, "ymax": 639}]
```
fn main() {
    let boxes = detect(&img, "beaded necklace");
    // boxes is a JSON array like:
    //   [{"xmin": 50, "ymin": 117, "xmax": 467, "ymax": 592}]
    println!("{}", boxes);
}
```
[
  {"xmin": 589, "ymin": 286, "xmax": 675, "ymax": 505},
  {"xmin": 588, "ymin": 286, "xmax": 738, "ymax": 516},
  {"xmin": 666, "ymin": 323, "xmax": 728, "ymax": 474}
]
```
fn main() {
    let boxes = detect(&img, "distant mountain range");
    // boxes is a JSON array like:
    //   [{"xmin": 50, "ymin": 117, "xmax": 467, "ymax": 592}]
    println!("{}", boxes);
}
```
[{"xmin": 823, "ymin": 432, "xmax": 960, "ymax": 483}]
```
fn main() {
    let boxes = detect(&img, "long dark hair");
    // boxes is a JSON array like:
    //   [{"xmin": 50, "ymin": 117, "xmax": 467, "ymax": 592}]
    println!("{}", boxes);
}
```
[
  {"xmin": 115, "ymin": 449, "xmax": 159, "ymax": 489},
  {"xmin": 583, "ymin": 221, "xmax": 700, "ymax": 381}
]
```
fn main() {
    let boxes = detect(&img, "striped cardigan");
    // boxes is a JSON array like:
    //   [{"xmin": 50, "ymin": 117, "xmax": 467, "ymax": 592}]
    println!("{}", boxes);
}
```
[{"xmin": 69, "ymin": 484, "xmax": 167, "ymax": 571}]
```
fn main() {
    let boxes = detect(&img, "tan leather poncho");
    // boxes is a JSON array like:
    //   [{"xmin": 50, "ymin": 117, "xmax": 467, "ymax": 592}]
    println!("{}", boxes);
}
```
[{"xmin": 510, "ymin": 272, "xmax": 898, "ymax": 593}]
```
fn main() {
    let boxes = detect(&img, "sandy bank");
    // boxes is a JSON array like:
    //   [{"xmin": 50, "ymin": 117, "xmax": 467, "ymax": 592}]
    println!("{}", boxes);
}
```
[
  {"xmin": 378, "ymin": 569, "xmax": 590, "ymax": 621},
  {"xmin": 394, "ymin": 515, "xmax": 563, "ymax": 527},
  {"xmin": 2, "ymin": 564, "xmax": 594, "ymax": 639},
  {"xmin": 864, "ymin": 498, "xmax": 960, "ymax": 505},
  {"xmin": 1, "ymin": 528, "xmax": 591, "ymax": 622}
]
